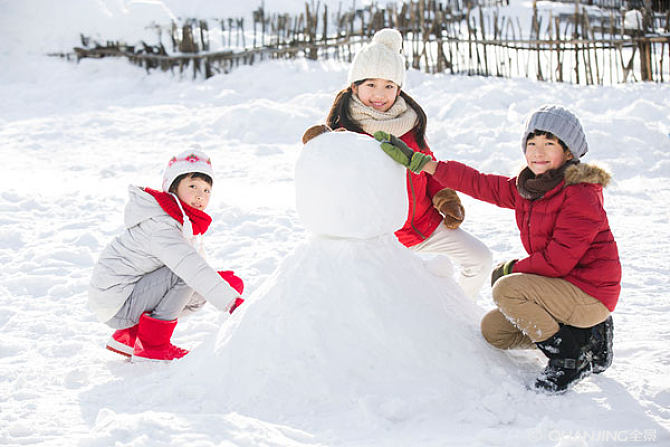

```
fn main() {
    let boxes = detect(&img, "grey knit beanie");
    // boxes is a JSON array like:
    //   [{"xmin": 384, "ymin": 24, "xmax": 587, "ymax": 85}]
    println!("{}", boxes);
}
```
[{"xmin": 522, "ymin": 104, "xmax": 588, "ymax": 159}]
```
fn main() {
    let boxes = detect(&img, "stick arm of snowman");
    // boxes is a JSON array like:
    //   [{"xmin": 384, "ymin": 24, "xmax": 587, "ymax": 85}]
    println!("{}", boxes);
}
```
[{"xmin": 373, "ymin": 131, "xmax": 438, "ymax": 175}]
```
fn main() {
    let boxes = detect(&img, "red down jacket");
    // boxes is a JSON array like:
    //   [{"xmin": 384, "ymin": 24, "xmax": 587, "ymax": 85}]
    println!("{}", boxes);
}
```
[
  {"xmin": 433, "ymin": 160, "xmax": 621, "ymax": 311},
  {"xmin": 392, "ymin": 131, "xmax": 445, "ymax": 247}
]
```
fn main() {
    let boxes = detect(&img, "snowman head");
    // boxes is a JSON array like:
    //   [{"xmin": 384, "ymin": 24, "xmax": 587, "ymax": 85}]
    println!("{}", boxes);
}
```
[{"xmin": 295, "ymin": 131, "xmax": 408, "ymax": 239}]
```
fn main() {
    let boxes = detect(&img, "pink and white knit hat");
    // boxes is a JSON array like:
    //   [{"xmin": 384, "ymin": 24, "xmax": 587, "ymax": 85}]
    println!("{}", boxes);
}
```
[{"xmin": 162, "ymin": 150, "xmax": 214, "ymax": 192}]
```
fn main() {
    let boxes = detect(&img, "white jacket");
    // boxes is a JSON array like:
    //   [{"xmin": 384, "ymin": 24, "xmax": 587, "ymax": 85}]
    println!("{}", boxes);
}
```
[{"xmin": 88, "ymin": 185, "xmax": 238, "ymax": 322}]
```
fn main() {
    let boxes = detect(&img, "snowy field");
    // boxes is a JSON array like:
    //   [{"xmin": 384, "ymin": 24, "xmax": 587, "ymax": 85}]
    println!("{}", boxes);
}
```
[{"xmin": 1, "ymin": 1, "xmax": 670, "ymax": 446}]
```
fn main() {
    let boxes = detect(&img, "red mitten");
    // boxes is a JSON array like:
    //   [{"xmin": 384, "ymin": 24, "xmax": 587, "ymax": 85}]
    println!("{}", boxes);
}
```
[
  {"xmin": 229, "ymin": 297, "xmax": 245, "ymax": 314},
  {"xmin": 218, "ymin": 270, "xmax": 245, "ymax": 314},
  {"xmin": 218, "ymin": 270, "xmax": 244, "ymax": 294}
]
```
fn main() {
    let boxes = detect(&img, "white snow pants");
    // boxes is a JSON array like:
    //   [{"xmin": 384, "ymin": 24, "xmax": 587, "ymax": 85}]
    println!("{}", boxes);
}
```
[{"xmin": 412, "ymin": 224, "xmax": 492, "ymax": 299}]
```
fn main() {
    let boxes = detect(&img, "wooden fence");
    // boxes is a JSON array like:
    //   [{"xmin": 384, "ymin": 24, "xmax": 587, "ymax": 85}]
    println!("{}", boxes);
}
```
[{"xmin": 63, "ymin": 0, "xmax": 670, "ymax": 85}]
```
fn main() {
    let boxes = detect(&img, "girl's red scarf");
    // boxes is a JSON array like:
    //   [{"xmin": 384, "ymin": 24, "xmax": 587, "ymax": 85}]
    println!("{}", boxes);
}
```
[{"xmin": 144, "ymin": 187, "xmax": 212, "ymax": 235}]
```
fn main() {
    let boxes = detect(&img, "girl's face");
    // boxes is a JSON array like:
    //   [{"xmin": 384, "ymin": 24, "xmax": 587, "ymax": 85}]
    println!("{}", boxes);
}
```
[
  {"xmin": 176, "ymin": 175, "xmax": 211, "ymax": 210},
  {"xmin": 352, "ymin": 78, "xmax": 400, "ymax": 112},
  {"xmin": 525, "ymin": 134, "xmax": 573, "ymax": 175}
]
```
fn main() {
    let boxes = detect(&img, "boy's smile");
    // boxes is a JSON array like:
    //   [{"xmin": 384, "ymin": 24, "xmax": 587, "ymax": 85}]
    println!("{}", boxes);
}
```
[{"xmin": 525, "ymin": 134, "xmax": 573, "ymax": 175}]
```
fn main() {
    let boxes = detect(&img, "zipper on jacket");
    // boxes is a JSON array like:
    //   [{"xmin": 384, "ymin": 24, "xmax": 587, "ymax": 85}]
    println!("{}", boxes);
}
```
[
  {"xmin": 408, "ymin": 171, "xmax": 426, "ymax": 240},
  {"xmin": 525, "ymin": 201, "xmax": 534, "ymax": 251}
]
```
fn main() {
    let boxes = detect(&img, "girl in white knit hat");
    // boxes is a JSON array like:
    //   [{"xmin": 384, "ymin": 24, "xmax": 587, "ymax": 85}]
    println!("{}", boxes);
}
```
[
  {"xmin": 88, "ymin": 150, "xmax": 244, "ymax": 362},
  {"xmin": 326, "ymin": 28, "xmax": 492, "ymax": 299}
]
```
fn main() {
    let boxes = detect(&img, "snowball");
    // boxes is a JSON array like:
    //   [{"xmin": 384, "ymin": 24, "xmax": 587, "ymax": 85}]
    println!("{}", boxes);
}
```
[{"xmin": 295, "ymin": 131, "xmax": 408, "ymax": 239}]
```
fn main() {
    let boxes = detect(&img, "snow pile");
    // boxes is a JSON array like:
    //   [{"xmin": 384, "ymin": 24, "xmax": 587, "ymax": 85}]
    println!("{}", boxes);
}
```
[
  {"xmin": 164, "ymin": 130, "xmax": 521, "ymax": 431},
  {"xmin": 296, "ymin": 131, "xmax": 407, "ymax": 238},
  {"xmin": 1, "ymin": 1, "xmax": 670, "ymax": 446}
]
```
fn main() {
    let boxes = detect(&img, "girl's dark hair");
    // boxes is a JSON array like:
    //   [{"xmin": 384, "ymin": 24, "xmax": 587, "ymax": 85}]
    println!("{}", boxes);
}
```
[
  {"xmin": 169, "ymin": 172, "xmax": 213, "ymax": 194},
  {"xmin": 325, "ymin": 81, "xmax": 428, "ymax": 149},
  {"xmin": 526, "ymin": 130, "xmax": 569, "ymax": 153}
]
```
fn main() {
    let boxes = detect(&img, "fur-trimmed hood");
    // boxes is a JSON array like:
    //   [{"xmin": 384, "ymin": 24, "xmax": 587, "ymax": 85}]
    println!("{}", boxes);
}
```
[{"xmin": 564, "ymin": 162, "xmax": 611, "ymax": 187}]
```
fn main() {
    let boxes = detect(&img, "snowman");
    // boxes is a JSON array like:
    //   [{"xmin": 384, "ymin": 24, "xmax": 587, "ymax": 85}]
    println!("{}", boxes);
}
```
[{"xmin": 181, "ymin": 130, "xmax": 519, "ymax": 428}]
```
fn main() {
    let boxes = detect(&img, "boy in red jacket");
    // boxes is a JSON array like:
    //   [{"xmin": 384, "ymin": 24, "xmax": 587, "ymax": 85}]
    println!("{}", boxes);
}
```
[{"xmin": 375, "ymin": 105, "xmax": 621, "ymax": 393}]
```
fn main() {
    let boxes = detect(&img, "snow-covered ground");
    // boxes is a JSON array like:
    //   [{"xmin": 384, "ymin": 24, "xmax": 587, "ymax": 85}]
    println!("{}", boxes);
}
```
[{"xmin": 1, "ymin": 1, "xmax": 670, "ymax": 446}]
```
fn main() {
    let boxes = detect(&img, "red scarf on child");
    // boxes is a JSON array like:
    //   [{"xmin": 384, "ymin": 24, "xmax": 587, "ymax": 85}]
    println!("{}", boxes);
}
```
[{"xmin": 143, "ymin": 187, "xmax": 212, "ymax": 235}]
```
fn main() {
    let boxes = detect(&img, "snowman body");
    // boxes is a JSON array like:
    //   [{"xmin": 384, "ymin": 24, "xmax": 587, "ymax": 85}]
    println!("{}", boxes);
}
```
[{"xmin": 203, "ymin": 132, "xmax": 514, "ymax": 425}]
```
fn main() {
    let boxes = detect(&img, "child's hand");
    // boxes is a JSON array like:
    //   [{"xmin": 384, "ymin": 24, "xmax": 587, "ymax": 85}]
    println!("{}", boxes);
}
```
[
  {"xmin": 432, "ymin": 188, "xmax": 465, "ymax": 229},
  {"xmin": 218, "ymin": 270, "xmax": 245, "ymax": 314},
  {"xmin": 228, "ymin": 297, "xmax": 244, "ymax": 314},
  {"xmin": 490, "ymin": 260, "xmax": 517, "ymax": 286},
  {"xmin": 374, "ymin": 131, "xmax": 432, "ymax": 173}
]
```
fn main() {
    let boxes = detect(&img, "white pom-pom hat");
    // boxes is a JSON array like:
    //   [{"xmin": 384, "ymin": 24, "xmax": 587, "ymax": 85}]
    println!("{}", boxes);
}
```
[
  {"xmin": 162, "ymin": 149, "xmax": 214, "ymax": 192},
  {"xmin": 347, "ymin": 28, "xmax": 405, "ymax": 87}
]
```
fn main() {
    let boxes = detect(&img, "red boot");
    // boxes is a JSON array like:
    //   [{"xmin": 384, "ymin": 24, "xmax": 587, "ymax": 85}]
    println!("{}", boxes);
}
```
[
  {"xmin": 132, "ymin": 313, "xmax": 189, "ymax": 362},
  {"xmin": 106, "ymin": 325, "xmax": 138, "ymax": 357}
]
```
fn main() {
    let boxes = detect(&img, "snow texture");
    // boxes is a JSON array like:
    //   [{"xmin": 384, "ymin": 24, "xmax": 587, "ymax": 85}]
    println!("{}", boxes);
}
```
[
  {"xmin": 0, "ymin": 1, "xmax": 669, "ymax": 446},
  {"xmin": 182, "ymin": 128, "xmax": 515, "ymax": 429}
]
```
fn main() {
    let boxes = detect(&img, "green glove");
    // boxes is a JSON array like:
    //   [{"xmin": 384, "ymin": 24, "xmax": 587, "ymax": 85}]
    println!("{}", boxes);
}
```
[
  {"xmin": 491, "ymin": 260, "xmax": 517, "ymax": 287},
  {"xmin": 374, "ymin": 131, "xmax": 432, "ymax": 174}
]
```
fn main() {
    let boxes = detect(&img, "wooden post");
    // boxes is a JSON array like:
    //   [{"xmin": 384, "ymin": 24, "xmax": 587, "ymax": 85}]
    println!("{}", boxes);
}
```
[
  {"xmin": 573, "ymin": 0, "xmax": 580, "ymax": 84},
  {"xmin": 180, "ymin": 23, "xmax": 198, "ymax": 53},
  {"xmin": 261, "ymin": 6, "xmax": 266, "ymax": 48},
  {"xmin": 419, "ymin": 0, "xmax": 431, "ymax": 73},
  {"xmin": 220, "ymin": 19, "xmax": 226, "ymax": 48},
  {"xmin": 660, "ymin": 36, "xmax": 667, "ymax": 83},
  {"xmin": 493, "ymin": 9, "xmax": 501, "ymax": 77},
  {"xmin": 252, "ymin": 10, "xmax": 258, "ymax": 48},
  {"xmin": 321, "ymin": 5, "xmax": 328, "ymax": 59},
  {"xmin": 532, "ymin": 1, "xmax": 544, "ymax": 81},
  {"xmin": 171, "ymin": 21, "xmax": 178, "ymax": 53},
  {"xmin": 609, "ymin": 12, "xmax": 615, "ymax": 83},
  {"xmin": 639, "ymin": 37, "xmax": 653, "ymax": 81},
  {"xmin": 411, "ymin": 1, "xmax": 421, "ymax": 69},
  {"xmin": 466, "ymin": 8, "xmax": 473, "ymax": 75},
  {"xmin": 547, "ymin": 12, "xmax": 554, "ymax": 82},
  {"xmin": 585, "ymin": 12, "xmax": 601, "ymax": 84},
  {"xmin": 581, "ymin": 9, "xmax": 593, "ymax": 85},
  {"xmin": 479, "ymin": 7, "xmax": 489, "ymax": 76},
  {"xmin": 200, "ymin": 20, "xmax": 209, "ymax": 52},
  {"xmin": 555, "ymin": 16, "xmax": 563, "ymax": 82}
]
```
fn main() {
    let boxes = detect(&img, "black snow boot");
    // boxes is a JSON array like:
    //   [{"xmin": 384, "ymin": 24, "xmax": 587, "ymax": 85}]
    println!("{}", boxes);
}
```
[
  {"xmin": 534, "ymin": 325, "xmax": 592, "ymax": 393},
  {"xmin": 565, "ymin": 316, "xmax": 614, "ymax": 374},
  {"xmin": 589, "ymin": 316, "xmax": 614, "ymax": 374}
]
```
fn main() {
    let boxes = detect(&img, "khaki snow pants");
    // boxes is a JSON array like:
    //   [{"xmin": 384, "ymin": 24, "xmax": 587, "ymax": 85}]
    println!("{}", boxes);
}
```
[{"xmin": 481, "ymin": 273, "xmax": 611, "ymax": 349}]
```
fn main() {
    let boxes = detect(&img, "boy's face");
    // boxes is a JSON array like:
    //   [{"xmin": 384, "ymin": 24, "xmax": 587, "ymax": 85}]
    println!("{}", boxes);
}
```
[
  {"xmin": 525, "ymin": 134, "xmax": 573, "ymax": 175},
  {"xmin": 352, "ymin": 78, "xmax": 400, "ymax": 112},
  {"xmin": 175, "ymin": 175, "xmax": 211, "ymax": 211}
]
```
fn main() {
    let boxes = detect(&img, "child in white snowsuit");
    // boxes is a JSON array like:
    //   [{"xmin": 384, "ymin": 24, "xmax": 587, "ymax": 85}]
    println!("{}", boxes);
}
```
[
  {"xmin": 325, "ymin": 28, "xmax": 492, "ymax": 299},
  {"xmin": 88, "ymin": 150, "xmax": 244, "ymax": 362},
  {"xmin": 375, "ymin": 105, "xmax": 620, "ymax": 393}
]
